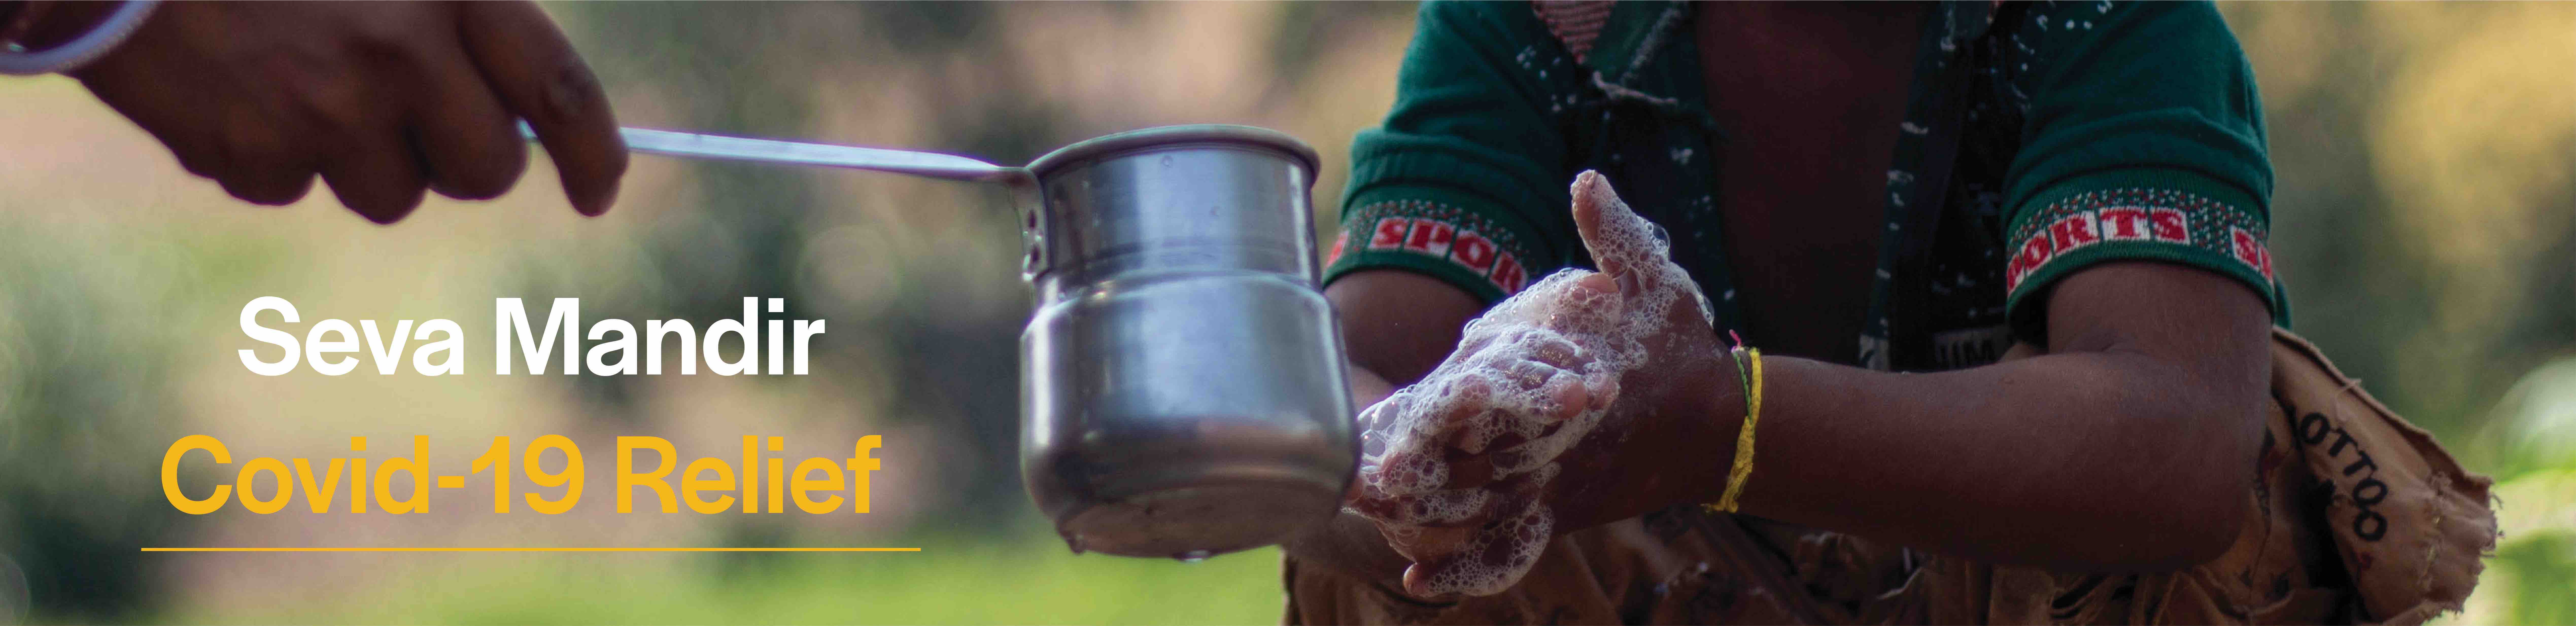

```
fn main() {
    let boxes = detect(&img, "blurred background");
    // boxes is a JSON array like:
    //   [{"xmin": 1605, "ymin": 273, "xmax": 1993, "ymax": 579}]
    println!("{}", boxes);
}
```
[{"xmin": 0, "ymin": 2, "xmax": 2566, "ymax": 624}]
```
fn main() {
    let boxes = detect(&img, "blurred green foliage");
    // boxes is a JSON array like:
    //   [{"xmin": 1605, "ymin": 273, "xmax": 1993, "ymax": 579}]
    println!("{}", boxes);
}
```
[
  {"xmin": 0, "ymin": 220, "xmax": 231, "ymax": 622},
  {"xmin": 165, "ymin": 539, "xmax": 1287, "ymax": 625},
  {"xmin": 2489, "ymin": 531, "xmax": 2576, "ymax": 625}
]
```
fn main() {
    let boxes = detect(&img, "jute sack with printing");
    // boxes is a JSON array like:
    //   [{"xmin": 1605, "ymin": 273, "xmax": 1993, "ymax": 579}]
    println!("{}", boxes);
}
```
[{"xmin": 1282, "ymin": 328, "xmax": 2499, "ymax": 625}]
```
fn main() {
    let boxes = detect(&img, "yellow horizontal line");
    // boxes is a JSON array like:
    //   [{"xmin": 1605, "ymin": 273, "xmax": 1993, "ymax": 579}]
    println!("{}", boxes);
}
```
[{"xmin": 142, "ymin": 547, "xmax": 921, "ymax": 552}]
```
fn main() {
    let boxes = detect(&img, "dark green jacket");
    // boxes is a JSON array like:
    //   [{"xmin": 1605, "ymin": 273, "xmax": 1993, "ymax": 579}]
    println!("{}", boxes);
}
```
[{"xmin": 1324, "ymin": 1, "xmax": 2285, "ymax": 372}]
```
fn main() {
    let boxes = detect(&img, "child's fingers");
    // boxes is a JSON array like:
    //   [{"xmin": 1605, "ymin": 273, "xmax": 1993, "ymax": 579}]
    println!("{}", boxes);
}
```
[
  {"xmin": 1534, "ymin": 359, "xmax": 1596, "ymax": 418},
  {"xmin": 1487, "ymin": 414, "xmax": 1589, "ymax": 475},
  {"xmin": 1586, "ymin": 371, "xmax": 1621, "ymax": 413},
  {"xmin": 1363, "ymin": 488, "xmax": 1495, "ymax": 528},
  {"xmin": 1368, "ymin": 448, "xmax": 1450, "ymax": 497},
  {"xmin": 1569, "ymin": 170, "xmax": 1666, "ymax": 298},
  {"xmin": 1539, "ymin": 272, "xmax": 1627, "ymax": 335},
  {"xmin": 1519, "ymin": 328, "xmax": 1589, "ymax": 371},
  {"xmin": 1417, "ymin": 373, "xmax": 1506, "ymax": 455},
  {"xmin": 1428, "ymin": 374, "xmax": 1496, "ymax": 428},
  {"xmin": 1400, "ymin": 562, "xmax": 1442, "ymax": 598},
  {"xmin": 1361, "ymin": 389, "xmax": 1412, "ymax": 430},
  {"xmin": 1398, "ymin": 487, "xmax": 1553, "ymax": 597},
  {"xmin": 1468, "ymin": 361, "xmax": 1596, "ymax": 461},
  {"xmin": 1435, "ymin": 330, "xmax": 1502, "ymax": 371},
  {"xmin": 1440, "ymin": 451, "xmax": 1498, "ymax": 490},
  {"xmin": 1384, "ymin": 523, "xmax": 1473, "ymax": 563}
]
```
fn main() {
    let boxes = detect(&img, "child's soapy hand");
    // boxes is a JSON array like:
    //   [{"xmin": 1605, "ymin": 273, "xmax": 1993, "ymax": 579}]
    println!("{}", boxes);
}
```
[{"xmin": 1347, "ymin": 171, "xmax": 1739, "ymax": 598}]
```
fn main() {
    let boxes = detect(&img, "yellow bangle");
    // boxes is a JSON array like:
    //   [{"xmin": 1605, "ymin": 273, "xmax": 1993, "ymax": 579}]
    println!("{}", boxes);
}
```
[{"xmin": 1706, "ymin": 347, "xmax": 1762, "ymax": 514}]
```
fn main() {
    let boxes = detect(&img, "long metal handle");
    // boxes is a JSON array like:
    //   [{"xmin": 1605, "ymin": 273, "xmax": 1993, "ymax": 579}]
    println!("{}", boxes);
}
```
[{"xmin": 520, "ymin": 123, "xmax": 1027, "ymax": 184}]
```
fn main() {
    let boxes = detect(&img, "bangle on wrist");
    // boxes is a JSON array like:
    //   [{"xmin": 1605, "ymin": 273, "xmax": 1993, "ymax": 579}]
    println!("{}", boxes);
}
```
[
  {"xmin": 1704, "ymin": 333, "xmax": 1764, "ymax": 515},
  {"xmin": 0, "ymin": 0, "xmax": 157, "ymax": 76}
]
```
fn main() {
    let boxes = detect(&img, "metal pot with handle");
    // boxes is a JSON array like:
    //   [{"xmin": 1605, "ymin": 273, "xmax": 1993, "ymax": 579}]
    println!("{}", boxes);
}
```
[{"xmin": 569, "ymin": 124, "xmax": 1357, "ymax": 559}]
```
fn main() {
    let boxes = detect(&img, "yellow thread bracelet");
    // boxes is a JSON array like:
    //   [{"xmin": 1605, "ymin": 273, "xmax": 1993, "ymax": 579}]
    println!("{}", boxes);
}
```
[{"xmin": 1708, "ymin": 347, "xmax": 1762, "ymax": 514}]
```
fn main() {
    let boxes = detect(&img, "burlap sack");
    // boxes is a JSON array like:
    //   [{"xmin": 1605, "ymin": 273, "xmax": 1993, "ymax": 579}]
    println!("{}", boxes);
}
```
[
  {"xmin": 2257, "ymin": 328, "xmax": 2496, "ymax": 623},
  {"xmin": 1282, "ymin": 328, "xmax": 2498, "ymax": 625}
]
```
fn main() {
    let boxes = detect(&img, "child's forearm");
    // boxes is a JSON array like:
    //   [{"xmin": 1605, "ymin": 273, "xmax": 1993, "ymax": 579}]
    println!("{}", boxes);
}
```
[{"xmin": 1724, "ymin": 262, "xmax": 2273, "ymax": 571}]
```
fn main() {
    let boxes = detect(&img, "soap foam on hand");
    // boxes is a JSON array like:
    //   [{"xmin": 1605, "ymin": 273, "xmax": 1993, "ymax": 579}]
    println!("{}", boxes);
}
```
[{"xmin": 1350, "ymin": 171, "xmax": 1712, "ymax": 597}]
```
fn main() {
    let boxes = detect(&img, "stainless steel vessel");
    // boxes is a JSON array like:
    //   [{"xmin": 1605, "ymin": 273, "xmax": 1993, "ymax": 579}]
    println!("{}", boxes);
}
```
[
  {"xmin": 575, "ymin": 123, "xmax": 1356, "ymax": 558},
  {"xmin": 1018, "ymin": 127, "xmax": 1351, "ymax": 559}
]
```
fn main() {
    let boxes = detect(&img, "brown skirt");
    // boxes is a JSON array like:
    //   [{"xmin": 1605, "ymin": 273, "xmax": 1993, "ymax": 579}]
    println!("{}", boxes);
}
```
[{"xmin": 1282, "ymin": 329, "xmax": 2497, "ymax": 625}]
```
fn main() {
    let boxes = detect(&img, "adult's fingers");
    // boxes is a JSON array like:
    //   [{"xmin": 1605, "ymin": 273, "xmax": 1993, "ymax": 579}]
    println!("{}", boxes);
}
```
[
  {"xmin": 410, "ymin": 26, "xmax": 528, "ymax": 201},
  {"xmin": 457, "ymin": 0, "xmax": 624, "ymax": 215},
  {"xmin": 317, "ymin": 125, "xmax": 430, "ymax": 224},
  {"xmin": 206, "ymin": 101, "xmax": 323, "ymax": 205},
  {"xmin": 215, "ymin": 138, "xmax": 318, "ymax": 206},
  {"xmin": 220, "ymin": 169, "xmax": 318, "ymax": 206}
]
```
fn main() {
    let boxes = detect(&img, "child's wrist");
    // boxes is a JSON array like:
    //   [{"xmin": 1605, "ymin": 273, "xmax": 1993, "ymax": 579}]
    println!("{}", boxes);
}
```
[
  {"xmin": 1662, "ymin": 346, "xmax": 1749, "ymax": 505},
  {"xmin": 1698, "ymin": 339, "xmax": 1762, "ymax": 514}
]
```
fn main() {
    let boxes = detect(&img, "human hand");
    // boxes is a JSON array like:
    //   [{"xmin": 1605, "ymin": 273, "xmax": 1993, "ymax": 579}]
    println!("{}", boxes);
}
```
[
  {"xmin": 1346, "ymin": 171, "xmax": 1738, "ymax": 598},
  {"xmin": 63, "ymin": 1, "xmax": 625, "ymax": 223}
]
